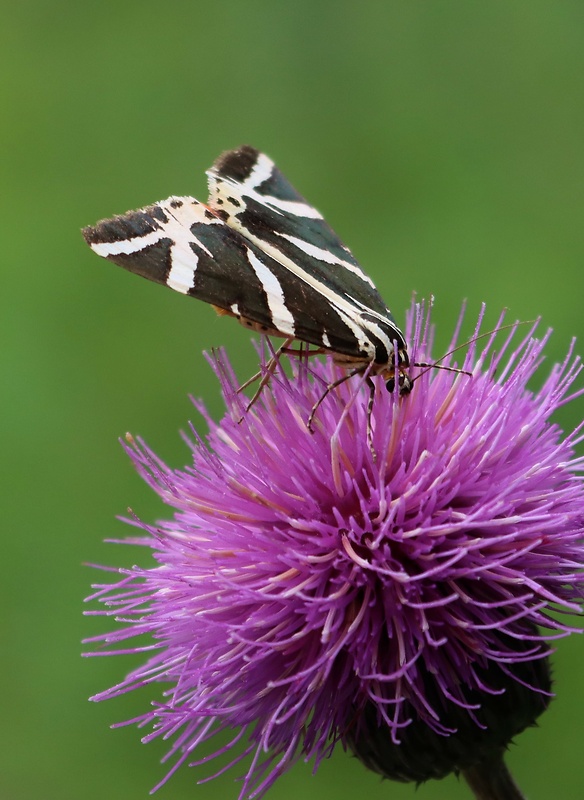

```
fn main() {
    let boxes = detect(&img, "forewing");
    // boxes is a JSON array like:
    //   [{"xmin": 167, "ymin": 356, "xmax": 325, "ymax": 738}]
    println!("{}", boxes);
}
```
[
  {"xmin": 207, "ymin": 146, "xmax": 398, "ymax": 324},
  {"xmin": 82, "ymin": 196, "xmax": 377, "ymax": 358}
]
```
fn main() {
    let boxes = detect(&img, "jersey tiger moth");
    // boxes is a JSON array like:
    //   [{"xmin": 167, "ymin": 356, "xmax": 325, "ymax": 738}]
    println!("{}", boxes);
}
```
[{"xmin": 83, "ymin": 146, "xmax": 413, "ymax": 427}]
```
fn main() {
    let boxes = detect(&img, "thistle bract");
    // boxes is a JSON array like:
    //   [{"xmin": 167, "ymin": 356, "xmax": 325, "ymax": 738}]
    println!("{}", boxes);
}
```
[{"xmin": 85, "ymin": 303, "xmax": 584, "ymax": 798}]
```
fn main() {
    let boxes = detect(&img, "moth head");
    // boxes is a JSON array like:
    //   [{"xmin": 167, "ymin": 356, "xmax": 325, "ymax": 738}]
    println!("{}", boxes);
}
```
[
  {"xmin": 385, "ymin": 370, "xmax": 412, "ymax": 396},
  {"xmin": 385, "ymin": 348, "xmax": 412, "ymax": 395}
]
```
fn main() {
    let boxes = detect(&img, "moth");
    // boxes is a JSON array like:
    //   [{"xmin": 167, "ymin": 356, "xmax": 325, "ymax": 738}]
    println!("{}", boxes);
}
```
[{"xmin": 83, "ymin": 145, "xmax": 412, "ymax": 421}]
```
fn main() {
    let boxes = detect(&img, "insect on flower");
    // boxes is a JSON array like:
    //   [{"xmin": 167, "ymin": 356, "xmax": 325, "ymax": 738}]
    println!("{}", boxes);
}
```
[{"xmin": 83, "ymin": 146, "xmax": 422, "ymax": 425}]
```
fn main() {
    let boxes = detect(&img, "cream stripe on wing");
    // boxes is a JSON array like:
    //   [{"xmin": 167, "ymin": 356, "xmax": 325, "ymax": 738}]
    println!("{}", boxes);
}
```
[
  {"xmin": 245, "ymin": 249, "xmax": 296, "ymax": 336},
  {"xmin": 90, "ymin": 229, "xmax": 163, "ymax": 257},
  {"xmin": 276, "ymin": 232, "xmax": 375, "ymax": 287}
]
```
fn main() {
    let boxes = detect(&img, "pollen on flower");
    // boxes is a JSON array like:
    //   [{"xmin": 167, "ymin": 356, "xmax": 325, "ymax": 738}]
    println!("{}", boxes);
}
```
[{"xmin": 85, "ymin": 301, "xmax": 584, "ymax": 799}]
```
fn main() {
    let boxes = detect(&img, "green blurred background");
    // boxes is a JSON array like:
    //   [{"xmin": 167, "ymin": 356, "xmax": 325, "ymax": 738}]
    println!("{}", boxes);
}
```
[{"xmin": 2, "ymin": 2, "xmax": 583, "ymax": 799}]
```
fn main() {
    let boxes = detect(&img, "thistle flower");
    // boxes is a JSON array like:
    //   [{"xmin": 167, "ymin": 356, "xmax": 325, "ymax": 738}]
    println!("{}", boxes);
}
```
[{"xmin": 85, "ymin": 302, "xmax": 584, "ymax": 799}]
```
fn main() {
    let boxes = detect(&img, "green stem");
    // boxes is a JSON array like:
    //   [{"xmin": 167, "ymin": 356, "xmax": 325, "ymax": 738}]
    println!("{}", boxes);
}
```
[{"xmin": 462, "ymin": 752, "xmax": 526, "ymax": 800}]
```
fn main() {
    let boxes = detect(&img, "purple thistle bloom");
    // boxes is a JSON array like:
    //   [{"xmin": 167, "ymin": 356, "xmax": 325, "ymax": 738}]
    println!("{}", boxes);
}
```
[{"xmin": 85, "ymin": 301, "xmax": 584, "ymax": 799}]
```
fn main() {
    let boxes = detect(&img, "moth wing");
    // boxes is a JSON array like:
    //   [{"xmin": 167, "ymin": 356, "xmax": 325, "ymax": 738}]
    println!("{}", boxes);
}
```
[
  {"xmin": 207, "ymin": 146, "xmax": 396, "ymax": 322},
  {"xmin": 82, "ymin": 195, "xmax": 373, "ymax": 355},
  {"xmin": 83, "ymin": 146, "xmax": 407, "ymax": 363}
]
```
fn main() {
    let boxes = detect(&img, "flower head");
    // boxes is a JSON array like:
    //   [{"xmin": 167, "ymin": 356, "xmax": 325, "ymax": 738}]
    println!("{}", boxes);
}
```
[{"xmin": 86, "ymin": 302, "xmax": 584, "ymax": 798}]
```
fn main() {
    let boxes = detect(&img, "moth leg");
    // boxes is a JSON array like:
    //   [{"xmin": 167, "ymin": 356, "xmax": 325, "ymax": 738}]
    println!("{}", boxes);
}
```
[
  {"xmin": 238, "ymin": 342, "xmax": 325, "ymax": 394},
  {"xmin": 237, "ymin": 367, "xmax": 263, "ymax": 394},
  {"xmin": 307, "ymin": 367, "xmax": 363, "ymax": 432},
  {"xmin": 238, "ymin": 336, "xmax": 296, "ymax": 413},
  {"xmin": 280, "ymin": 346, "xmax": 328, "ymax": 358},
  {"xmin": 365, "ymin": 375, "xmax": 376, "ymax": 459}
]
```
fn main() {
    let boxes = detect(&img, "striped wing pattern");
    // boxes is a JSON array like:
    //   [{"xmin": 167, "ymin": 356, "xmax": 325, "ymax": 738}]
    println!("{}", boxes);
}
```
[{"xmin": 82, "ymin": 146, "xmax": 407, "ymax": 369}]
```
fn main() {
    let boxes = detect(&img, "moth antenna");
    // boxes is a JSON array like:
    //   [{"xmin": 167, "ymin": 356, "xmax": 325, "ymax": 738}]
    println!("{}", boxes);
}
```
[
  {"xmin": 413, "ymin": 362, "xmax": 473, "ymax": 380},
  {"xmin": 411, "ymin": 319, "xmax": 537, "ymax": 385}
]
